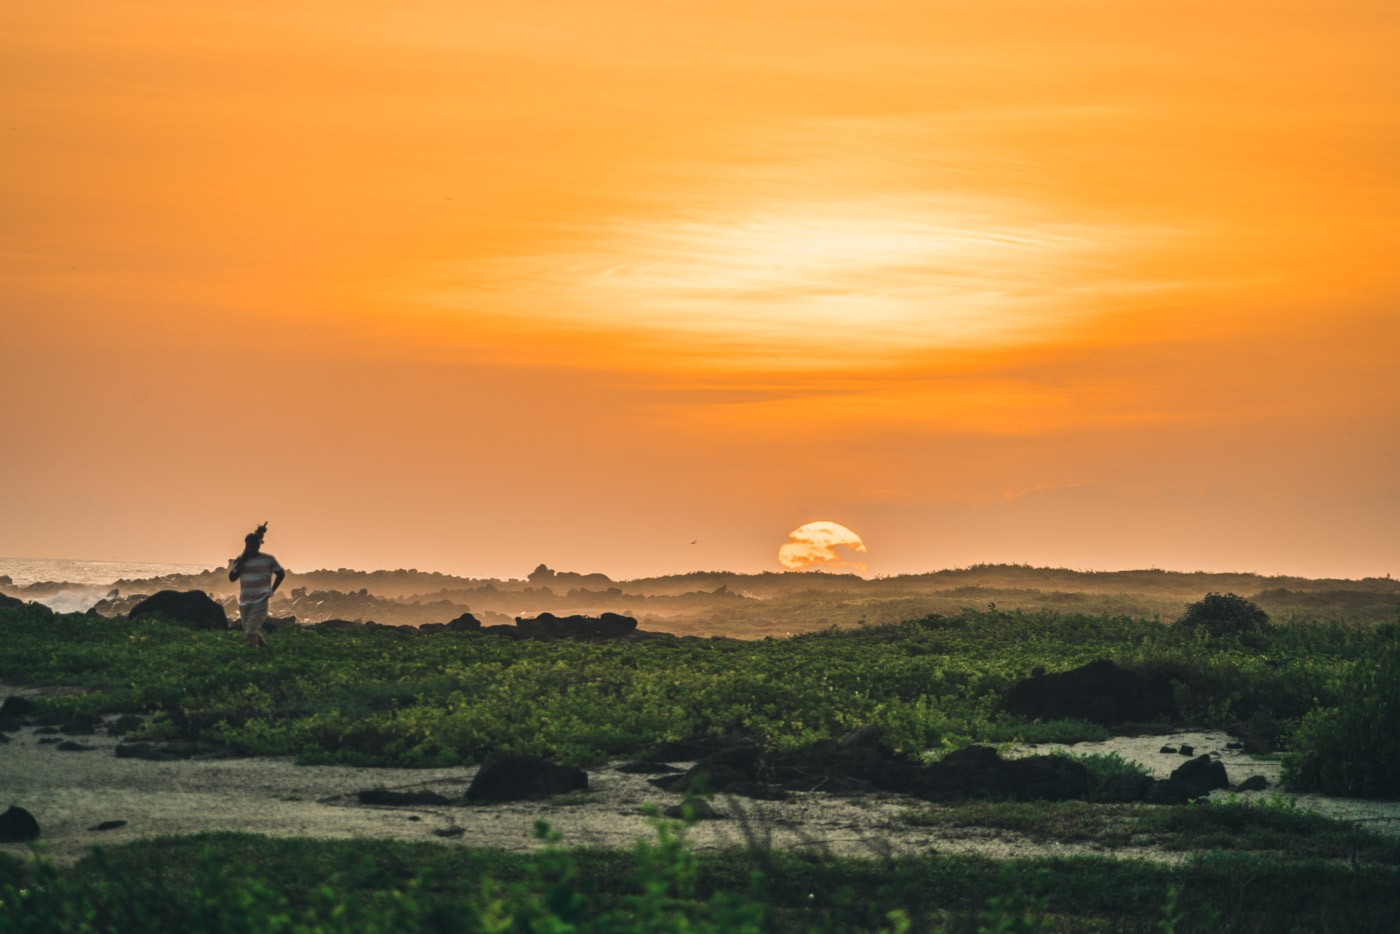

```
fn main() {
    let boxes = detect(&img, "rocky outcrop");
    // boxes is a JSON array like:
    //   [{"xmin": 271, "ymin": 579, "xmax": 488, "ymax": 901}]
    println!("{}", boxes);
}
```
[
  {"xmin": 465, "ymin": 754, "xmax": 589, "ymax": 802},
  {"xmin": 1170, "ymin": 755, "xmax": 1230, "ymax": 795},
  {"xmin": 0, "ymin": 805, "xmax": 40, "ymax": 842},
  {"xmin": 128, "ymin": 590, "xmax": 229, "ymax": 630},
  {"xmin": 513, "ymin": 612, "xmax": 638, "ymax": 641},
  {"xmin": 1003, "ymin": 660, "xmax": 1176, "ymax": 725},
  {"xmin": 0, "ymin": 594, "xmax": 52, "ymax": 615},
  {"xmin": 646, "ymin": 728, "xmax": 1221, "ymax": 805}
]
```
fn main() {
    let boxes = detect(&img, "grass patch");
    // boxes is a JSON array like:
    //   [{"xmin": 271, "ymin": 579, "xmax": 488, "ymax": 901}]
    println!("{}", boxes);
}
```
[
  {"xmin": 901, "ymin": 800, "xmax": 1400, "ymax": 864},
  {"xmin": 4, "ymin": 829, "xmax": 1400, "ymax": 932}
]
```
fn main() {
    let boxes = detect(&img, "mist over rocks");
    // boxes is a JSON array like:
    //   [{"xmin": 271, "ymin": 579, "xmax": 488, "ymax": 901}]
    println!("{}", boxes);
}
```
[{"xmin": 10, "ymin": 560, "xmax": 1398, "ymax": 637}]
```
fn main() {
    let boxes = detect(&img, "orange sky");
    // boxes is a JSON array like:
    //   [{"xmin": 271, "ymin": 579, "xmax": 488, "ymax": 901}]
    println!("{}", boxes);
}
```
[{"xmin": 3, "ymin": 1, "xmax": 1397, "ymax": 579}]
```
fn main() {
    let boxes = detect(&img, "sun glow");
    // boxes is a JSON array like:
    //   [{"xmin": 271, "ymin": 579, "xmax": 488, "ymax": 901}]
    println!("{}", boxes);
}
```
[
  {"xmin": 779, "ymin": 521, "xmax": 869, "ymax": 572},
  {"xmin": 409, "ymin": 194, "xmax": 1169, "ymax": 368}
]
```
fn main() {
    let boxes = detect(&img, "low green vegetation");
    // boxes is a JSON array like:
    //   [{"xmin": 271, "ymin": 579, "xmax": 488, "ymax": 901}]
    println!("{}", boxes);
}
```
[
  {"xmin": 1284, "ymin": 625, "xmax": 1400, "ymax": 798},
  {"xmin": 5, "ymin": 602, "xmax": 1400, "ymax": 931},
  {"xmin": 902, "ymin": 797, "xmax": 1400, "ymax": 862},
  {"xmin": 4, "ymin": 820, "xmax": 1400, "ymax": 933},
  {"xmin": 0, "ymin": 603, "xmax": 1384, "ymax": 769}
]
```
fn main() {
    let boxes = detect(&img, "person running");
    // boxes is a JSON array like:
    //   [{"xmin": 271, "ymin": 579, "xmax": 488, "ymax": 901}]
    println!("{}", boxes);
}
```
[{"xmin": 228, "ymin": 526, "xmax": 285, "ymax": 648}]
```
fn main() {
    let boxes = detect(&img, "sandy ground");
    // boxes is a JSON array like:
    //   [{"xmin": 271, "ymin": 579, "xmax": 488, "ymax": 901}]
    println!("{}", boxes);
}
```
[{"xmin": 4, "ymin": 694, "xmax": 1398, "ymax": 868}]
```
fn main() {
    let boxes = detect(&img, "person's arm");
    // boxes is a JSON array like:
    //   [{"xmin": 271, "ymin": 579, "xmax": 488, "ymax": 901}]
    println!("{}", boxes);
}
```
[
  {"xmin": 272, "ymin": 568, "xmax": 286, "ymax": 594},
  {"xmin": 228, "ymin": 557, "xmax": 244, "ymax": 582}
]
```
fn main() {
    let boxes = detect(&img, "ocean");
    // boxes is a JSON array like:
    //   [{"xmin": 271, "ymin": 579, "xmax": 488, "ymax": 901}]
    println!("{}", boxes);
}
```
[{"xmin": 0, "ymin": 557, "xmax": 217, "ymax": 612}]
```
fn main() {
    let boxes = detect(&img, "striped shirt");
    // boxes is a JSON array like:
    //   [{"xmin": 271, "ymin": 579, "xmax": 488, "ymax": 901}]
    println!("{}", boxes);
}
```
[{"xmin": 237, "ymin": 553, "xmax": 284, "ymax": 605}]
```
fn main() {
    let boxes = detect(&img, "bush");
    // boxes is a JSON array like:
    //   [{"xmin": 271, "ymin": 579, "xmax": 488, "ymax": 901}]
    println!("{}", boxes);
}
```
[
  {"xmin": 1178, "ymin": 593, "xmax": 1270, "ymax": 639},
  {"xmin": 1283, "ymin": 628, "xmax": 1400, "ymax": 798}
]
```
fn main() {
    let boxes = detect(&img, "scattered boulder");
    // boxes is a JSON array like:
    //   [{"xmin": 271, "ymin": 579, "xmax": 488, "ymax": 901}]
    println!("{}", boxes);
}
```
[
  {"xmin": 128, "ymin": 590, "xmax": 228, "ymax": 630},
  {"xmin": 466, "ymin": 755, "xmax": 588, "ymax": 803},
  {"xmin": 1003, "ymin": 660, "xmax": 1176, "ymax": 725},
  {"xmin": 1097, "ymin": 771, "xmax": 1156, "ymax": 804},
  {"xmin": 0, "ymin": 697, "xmax": 37, "ymax": 718},
  {"xmin": 615, "ymin": 761, "xmax": 683, "ymax": 774},
  {"xmin": 0, "ymin": 806, "xmax": 40, "ymax": 842},
  {"xmin": 357, "ymin": 789, "xmax": 452, "ymax": 807},
  {"xmin": 314, "ymin": 619, "xmax": 363, "ymax": 631},
  {"xmin": 1160, "ymin": 746, "xmax": 1177, "ymax": 754},
  {"xmin": 1178, "ymin": 744, "xmax": 1195, "ymax": 756},
  {"xmin": 90, "ymin": 820, "xmax": 127, "ymax": 832},
  {"xmin": 1234, "ymin": 775, "xmax": 1270, "ymax": 792},
  {"xmin": 0, "ymin": 594, "xmax": 51, "ymax": 615},
  {"xmin": 446, "ymin": 612, "xmax": 482, "ymax": 632},
  {"xmin": 432, "ymin": 827, "xmax": 466, "ymax": 838},
  {"xmin": 514, "ymin": 612, "xmax": 639, "ymax": 642},
  {"xmin": 1170, "ymin": 755, "xmax": 1230, "ymax": 795},
  {"xmin": 1144, "ymin": 779, "xmax": 1198, "ymax": 805},
  {"xmin": 107, "ymin": 715, "xmax": 144, "ymax": 736},
  {"xmin": 60, "ymin": 718, "xmax": 99, "ymax": 735},
  {"xmin": 56, "ymin": 741, "xmax": 95, "ymax": 752},
  {"xmin": 115, "ymin": 742, "xmax": 197, "ymax": 761}
]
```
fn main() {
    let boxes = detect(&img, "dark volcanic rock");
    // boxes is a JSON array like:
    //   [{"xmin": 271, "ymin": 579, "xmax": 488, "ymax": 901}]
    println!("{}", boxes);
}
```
[
  {"xmin": 914, "ymin": 746, "xmax": 1018, "ymax": 801},
  {"xmin": 129, "ymin": 590, "xmax": 228, "ymax": 630},
  {"xmin": 1234, "ymin": 775, "xmax": 1269, "ymax": 792},
  {"xmin": 0, "ymin": 594, "xmax": 51, "ymax": 615},
  {"xmin": 115, "ymin": 742, "xmax": 197, "ymax": 761},
  {"xmin": 432, "ymin": 827, "xmax": 466, "ymax": 838},
  {"xmin": 1006, "ymin": 755, "xmax": 1091, "ymax": 802},
  {"xmin": 0, "ymin": 697, "xmax": 37, "ymax": 718},
  {"xmin": 56, "ymin": 741, "xmax": 96, "ymax": 752},
  {"xmin": 644, "ymin": 733, "xmax": 758, "ymax": 763},
  {"xmin": 1097, "ymin": 772, "xmax": 1156, "ymax": 803},
  {"xmin": 1170, "ymin": 755, "xmax": 1229, "ymax": 795},
  {"xmin": 615, "ymin": 761, "xmax": 684, "ymax": 775},
  {"xmin": 314, "ymin": 619, "xmax": 363, "ymax": 631},
  {"xmin": 358, "ymin": 789, "xmax": 452, "ymax": 807},
  {"xmin": 446, "ymin": 612, "xmax": 482, "ymax": 632},
  {"xmin": 107, "ymin": 715, "xmax": 144, "ymax": 736},
  {"xmin": 1003, "ymin": 660, "xmax": 1176, "ymax": 725},
  {"xmin": 514, "ymin": 612, "xmax": 638, "ymax": 642},
  {"xmin": 0, "ymin": 806, "xmax": 40, "ymax": 842},
  {"xmin": 60, "ymin": 718, "xmax": 99, "ymax": 735},
  {"xmin": 466, "ymin": 755, "xmax": 588, "ymax": 802},
  {"xmin": 1178, "ymin": 744, "xmax": 1195, "ymax": 756},
  {"xmin": 1144, "ymin": 779, "xmax": 1197, "ymax": 805},
  {"xmin": 90, "ymin": 820, "xmax": 128, "ymax": 832}
]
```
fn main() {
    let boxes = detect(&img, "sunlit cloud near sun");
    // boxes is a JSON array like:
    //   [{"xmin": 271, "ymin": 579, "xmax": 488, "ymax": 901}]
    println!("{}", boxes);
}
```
[
  {"xmin": 411, "ymin": 191, "xmax": 1171, "ymax": 369},
  {"xmin": 779, "ymin": 521, "xmax": 868, "ymax": 573}
]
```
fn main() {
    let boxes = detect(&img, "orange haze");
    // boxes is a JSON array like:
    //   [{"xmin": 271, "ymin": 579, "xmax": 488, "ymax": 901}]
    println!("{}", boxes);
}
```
[{"xmin": 3, "ymin": 1, "xmax": 1397, "ymax": 579}]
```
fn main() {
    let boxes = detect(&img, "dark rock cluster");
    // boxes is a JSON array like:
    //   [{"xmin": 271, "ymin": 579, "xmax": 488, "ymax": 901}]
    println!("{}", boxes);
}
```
[
  {"xmin": 466, "ymin": 754, "xmax": 589, "ymax": 802},
  {"xmin": 1003, "ymin": 660, "xmax": 1176, "ymax": 725},
  {"xmin": 641, "ymin": 727, "xmax": 1235, "ymax": 805}
]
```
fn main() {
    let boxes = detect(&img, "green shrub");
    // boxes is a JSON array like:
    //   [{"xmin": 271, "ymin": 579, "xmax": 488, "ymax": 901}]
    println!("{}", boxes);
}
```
[
  {"xmin": 1059, "ymin": 751, "xmax": 1151, "ymax": 802},
  {"xmin": 1283, "ymin": 627, "xmax": 1400, "ymax": 797},
  {"xmin": 1178, "ymin": 593, "xmax": 1270, "ymax": 639}
]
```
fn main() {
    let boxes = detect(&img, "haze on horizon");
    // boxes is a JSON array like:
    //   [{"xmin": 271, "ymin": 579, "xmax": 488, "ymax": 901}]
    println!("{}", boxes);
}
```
[{"xmin": 2, "ymin": 1, "xmax": 1397, "ymax": 582}]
